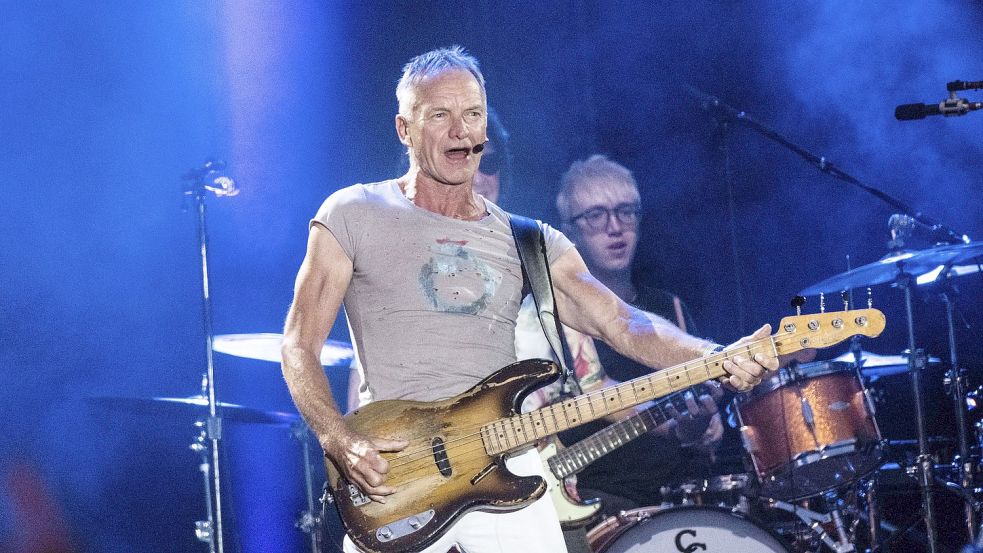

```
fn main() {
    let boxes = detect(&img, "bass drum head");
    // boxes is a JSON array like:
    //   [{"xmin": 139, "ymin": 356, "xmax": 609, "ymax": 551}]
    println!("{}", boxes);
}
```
[{"xmin": 598, "ymin": 506, "xmax": 789, "ymax": 553}]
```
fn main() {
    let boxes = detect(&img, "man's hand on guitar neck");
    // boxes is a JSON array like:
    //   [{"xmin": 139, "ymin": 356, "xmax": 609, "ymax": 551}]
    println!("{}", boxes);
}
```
[
  {"xmin": 716, "ymin": 324, "xmax": 817, "ymax": 392},
  {"xmin": 322, "ymin": 429, "xmax": 408, "ymax": 503},
  {"xmin": 718, "ymin": 324, "xmax": 781, "ymax": 392}
]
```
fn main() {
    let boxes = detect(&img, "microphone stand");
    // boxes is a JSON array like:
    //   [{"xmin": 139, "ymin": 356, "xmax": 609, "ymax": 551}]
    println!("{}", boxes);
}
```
[
  {"xmin": 183, "ymin": 159, "xmax": 238, "ymax": 553},
  {"xmin": 684, "ymin": 86, "xmax": 968, "ymax": 243},
  {"xmin": 683, "ymin": 87, "xmax": 981, "ymax": 553}
]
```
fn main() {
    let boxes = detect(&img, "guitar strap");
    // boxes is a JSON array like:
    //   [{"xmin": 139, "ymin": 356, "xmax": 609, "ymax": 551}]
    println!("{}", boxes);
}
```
[{"xmin": 509, "ymin": 214, "xmax": 583, "ymax": 397}]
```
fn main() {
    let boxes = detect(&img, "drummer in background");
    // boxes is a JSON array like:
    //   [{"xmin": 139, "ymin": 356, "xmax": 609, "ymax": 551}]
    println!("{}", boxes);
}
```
[{"xmin": 516, "ymin": 155, "xmax": 724, "ymax": 517}]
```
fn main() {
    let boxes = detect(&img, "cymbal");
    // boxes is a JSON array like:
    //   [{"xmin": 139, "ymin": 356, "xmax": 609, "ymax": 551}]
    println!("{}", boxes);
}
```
[
  {"xmin": 800, "ymin": 242, "xmax": 983, "ymax": 296},
  {"xmin": 89, "ymin": 396, "xmax": 299, "ymax": 426},
  {"xmin": 213, "ymin": 333, "xmax": 353, "ymax": 367},
  {"xmin": 832, "ymin": 349, "xmax": 942, "ymax": 377}
]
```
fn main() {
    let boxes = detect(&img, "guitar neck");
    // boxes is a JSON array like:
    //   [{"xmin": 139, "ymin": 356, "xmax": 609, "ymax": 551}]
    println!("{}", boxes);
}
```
[
  {"xmin": 547, "ymin": 386, "xmax": 707, "ymax": 479},
  {"xmin": 481, "ymin": 344, "xmax": 765, "ymax": 455}
]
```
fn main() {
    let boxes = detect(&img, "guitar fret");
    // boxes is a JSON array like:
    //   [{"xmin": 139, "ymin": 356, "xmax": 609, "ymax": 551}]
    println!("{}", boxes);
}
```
[
  {"xmin": 500, "ymin": 420, "xmax": 510, "ymax": 451},
  {"xmin": 536, "ymin": 409, "xmax": 552, "ymax": 436},
  {"xmin": 520, "ymin": 413, "xmax": 537, "ymax": 441}
]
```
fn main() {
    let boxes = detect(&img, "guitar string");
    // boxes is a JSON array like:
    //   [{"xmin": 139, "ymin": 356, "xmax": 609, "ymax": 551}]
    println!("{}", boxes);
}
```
[
  {"xmin": 379, "ymin": 335, "xmax": 782, "ymax": 472},
  {"xmin": 380, "ymin": 320, "xmax": 880, "ymax": 485},
  {"xmin": 377, "ymin": 334, "xmax": 789, "ymax": 475}
]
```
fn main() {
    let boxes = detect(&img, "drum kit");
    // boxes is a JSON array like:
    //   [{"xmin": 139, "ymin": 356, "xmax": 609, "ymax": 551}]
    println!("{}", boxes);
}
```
[{"xmin": 586, "ymin": 238, "xmax": 983, "ymax": 553}]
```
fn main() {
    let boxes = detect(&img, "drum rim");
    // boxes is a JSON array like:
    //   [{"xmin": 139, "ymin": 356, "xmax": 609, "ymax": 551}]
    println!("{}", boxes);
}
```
[
  {"xmin": 588, "ymin": 504, "xmax": 791, "ymax": 553},
  {"xmin": 756, "ymin": 441, "xmax": 885, "ymax": 501}
]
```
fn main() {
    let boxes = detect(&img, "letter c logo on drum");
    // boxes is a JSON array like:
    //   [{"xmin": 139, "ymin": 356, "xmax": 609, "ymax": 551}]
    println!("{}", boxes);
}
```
[{"xmin": 674, "ymin": 529, "xmax": 707, "ymax": 553}]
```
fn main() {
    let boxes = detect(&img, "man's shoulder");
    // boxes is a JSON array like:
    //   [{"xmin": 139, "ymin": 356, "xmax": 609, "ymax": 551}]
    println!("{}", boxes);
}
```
[{"xmin": 325, "ymin": 180, "xmax": 397, "ymax": 205}]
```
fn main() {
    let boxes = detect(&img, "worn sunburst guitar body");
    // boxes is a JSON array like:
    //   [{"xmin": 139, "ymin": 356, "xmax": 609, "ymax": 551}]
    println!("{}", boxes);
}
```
[{"xmin": 327, "ymin": 309, "xmax": 885, "ymax": 553}]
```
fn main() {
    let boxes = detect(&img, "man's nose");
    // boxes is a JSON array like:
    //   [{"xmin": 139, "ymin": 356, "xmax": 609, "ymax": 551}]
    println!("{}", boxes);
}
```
[
  {"xmin": 606, "ymin": 211, "xmax": 624, "ymax": 233},
  {"xmin": 449, "ymin": 116, "xmax": 470, "ymax": 140}
]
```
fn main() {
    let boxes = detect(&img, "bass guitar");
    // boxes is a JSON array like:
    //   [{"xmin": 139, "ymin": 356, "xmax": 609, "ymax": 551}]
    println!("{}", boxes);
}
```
[{"xmin": 327, "ymin": 309, "xmax": 885, "ymax": 552}]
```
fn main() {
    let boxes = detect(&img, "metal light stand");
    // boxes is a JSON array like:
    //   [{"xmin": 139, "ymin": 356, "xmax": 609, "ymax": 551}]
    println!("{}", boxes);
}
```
[{"xmin": 183, "ymin": 159, "xmax": 238, "ymax": 553}]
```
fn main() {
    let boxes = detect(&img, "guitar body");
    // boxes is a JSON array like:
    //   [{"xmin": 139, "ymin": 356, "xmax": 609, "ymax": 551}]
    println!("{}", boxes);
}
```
[
  {"xmin": 539, "ymin": 440, "xmax": 602, "ymax": 528},
  {"xmin": 327, "ymin": 359, "xmax": 559, "ymax": 553}
]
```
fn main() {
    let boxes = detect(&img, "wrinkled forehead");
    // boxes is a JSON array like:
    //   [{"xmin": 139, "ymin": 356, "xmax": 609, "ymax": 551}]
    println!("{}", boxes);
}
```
[
  {"xmin": 407, "ymin": 68, "xmax": 487, "ymax": 113},
  {"xmin": 568, "ymin": 177, "xmax": 640, "ymax": 212}
]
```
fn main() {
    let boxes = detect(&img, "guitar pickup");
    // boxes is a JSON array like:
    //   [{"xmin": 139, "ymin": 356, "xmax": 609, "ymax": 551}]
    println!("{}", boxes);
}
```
[{"xmin": 432, "ymin": 437, "xmax": 452, "ymax": 477}]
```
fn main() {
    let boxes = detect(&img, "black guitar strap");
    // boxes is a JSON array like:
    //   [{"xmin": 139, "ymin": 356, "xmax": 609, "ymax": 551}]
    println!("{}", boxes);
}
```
[{"xmin": 509, "ymin": 214, "xmax": 583, "ymax": 397}]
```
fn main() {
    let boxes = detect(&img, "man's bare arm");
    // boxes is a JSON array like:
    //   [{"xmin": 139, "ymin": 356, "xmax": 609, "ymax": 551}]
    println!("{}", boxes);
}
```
[
  {"xmin": 548, "ymin": 248, "xmax": 777, "ymax": 389},
  {"xmin": 281, "ymin": 225, "xmax": 405, "ymax": 501}
]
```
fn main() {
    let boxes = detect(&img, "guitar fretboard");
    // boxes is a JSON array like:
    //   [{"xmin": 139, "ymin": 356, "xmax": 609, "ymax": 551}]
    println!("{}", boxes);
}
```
[
  {"xmin": 547, "ymin": 386, "xmax": 705, "ymax": 479},
  {"xmin": 480, "ymin": 343, "xmax": 771, "ymax": 455}
]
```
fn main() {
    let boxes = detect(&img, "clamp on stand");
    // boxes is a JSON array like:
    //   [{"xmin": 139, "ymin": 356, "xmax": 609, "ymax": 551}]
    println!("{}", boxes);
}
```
[{"xmin": 291, "ymin": 423, "xmax": 323, "ymax": 553}]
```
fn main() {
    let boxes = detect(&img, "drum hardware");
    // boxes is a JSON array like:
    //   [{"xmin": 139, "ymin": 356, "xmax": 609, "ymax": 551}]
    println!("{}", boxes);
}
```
[
  {"xmin": 733, "ymin": 360, "xmax": 883, "ymax": 501},
  {"xmin": 291, "ymin": 423, "xmax": 323, "ymax": 553},
  {"xmin": 799, "ymin": 238, "xmax": 983, "ymax": 553},
  {"xmin": 831, "ymin": 349, "xmax": 942, "ymax": 380},
  {"xmin": 938, "ymin": 282, "xmax": 978, "ymax": 542},
  {"xmin": 212, "ymin": 333, "xmax": 353, "ymax": 368},
  {"xmin": 659, "ymin": 474, "xmax": 753, "ymax": 512},
  {"xmin": 767, "ymin": 496, "xmax": 856, "ymax": 553},
  {"xmin": 587, "ymin": 505, "xmax": 791, "ymax": 553},
  {"xmin": 87, "ymin": 390, "xmax": 301, "ymax": 549}
]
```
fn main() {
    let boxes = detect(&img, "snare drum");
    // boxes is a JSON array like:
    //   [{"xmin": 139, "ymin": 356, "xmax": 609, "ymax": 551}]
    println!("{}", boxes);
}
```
[
  {"xmin": 734, "ymin": 360, "xmax": 883, "ymax": 500},
  {"xmin": 587, "ymin": 505, "xmax": 789, "ymax": 553}
]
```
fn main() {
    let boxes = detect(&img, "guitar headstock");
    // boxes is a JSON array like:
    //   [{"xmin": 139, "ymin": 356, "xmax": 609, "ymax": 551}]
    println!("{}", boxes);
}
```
[{"xmin": 773, "ymin": 308, "xmax": 885, "ymax": 356}]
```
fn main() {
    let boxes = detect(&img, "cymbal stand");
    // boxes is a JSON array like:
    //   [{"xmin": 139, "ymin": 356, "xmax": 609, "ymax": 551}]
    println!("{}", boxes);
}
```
[
  {"xmin": 292, "ymin": 423, "xmax": 322, "ymax": 553},
  {"xmin": 897, "ymin": 270, "xmax": 939, "ymax": 553},
  {"xmin": 940, "ymin": 280, "xmax": 977, "ymax": 542},
  {"xmin": 182, "ymin": 159, "xmax": 238, "ymax": 553}
]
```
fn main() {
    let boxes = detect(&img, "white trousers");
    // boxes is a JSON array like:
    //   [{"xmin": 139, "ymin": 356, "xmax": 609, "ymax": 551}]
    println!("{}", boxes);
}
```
[{"xmin": 343, "ymin": 448, "xmax": 567, "ymax": 553}]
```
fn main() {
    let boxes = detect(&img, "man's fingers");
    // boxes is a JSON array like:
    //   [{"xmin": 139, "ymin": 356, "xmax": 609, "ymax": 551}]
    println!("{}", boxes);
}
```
[{"xmin": 697, "ymin": 394, "xmax": 718, "ymax": 414}]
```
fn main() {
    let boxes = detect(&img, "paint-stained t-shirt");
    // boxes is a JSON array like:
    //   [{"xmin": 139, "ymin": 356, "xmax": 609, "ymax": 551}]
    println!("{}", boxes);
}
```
[{"xmin": 311, "ymin": 180, "xmax": 573, "ymax": 403}]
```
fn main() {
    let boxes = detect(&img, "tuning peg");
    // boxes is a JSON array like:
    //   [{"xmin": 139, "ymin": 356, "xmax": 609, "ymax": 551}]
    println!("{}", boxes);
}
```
[{"xmin": 790, "ymin": 295, "xmax": 806, "ymax": 316}]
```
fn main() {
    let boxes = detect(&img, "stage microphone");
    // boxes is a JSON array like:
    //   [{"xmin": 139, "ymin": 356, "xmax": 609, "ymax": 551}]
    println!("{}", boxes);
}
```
[
  {"xmin": 895, "ymin": 97, "xmax": 982, "ymax": 120},
  {"xmin": 947, "ymin": 80, "xmax": 983, "ymax": 92},
  {"xmin": 471, "ymin": 140, "xmax": 488, "ymax": 154}
]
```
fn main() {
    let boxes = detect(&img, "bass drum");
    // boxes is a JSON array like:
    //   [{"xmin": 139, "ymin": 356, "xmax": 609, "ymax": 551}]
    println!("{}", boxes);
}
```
[{"xmin": 588, "ymin": 505, "xmax": 789, "ymax": 553}]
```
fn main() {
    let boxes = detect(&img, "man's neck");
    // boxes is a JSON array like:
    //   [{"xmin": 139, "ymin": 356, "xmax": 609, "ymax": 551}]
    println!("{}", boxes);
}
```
[{"xmin": 401, "ymin": 168, "xmax": 486, "ymax": 221}]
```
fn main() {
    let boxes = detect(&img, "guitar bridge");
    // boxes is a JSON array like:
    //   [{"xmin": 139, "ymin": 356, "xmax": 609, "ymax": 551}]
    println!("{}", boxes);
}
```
[{"xmin": 376, "ymin": 509, "xmax": 435, "ymax": 543}]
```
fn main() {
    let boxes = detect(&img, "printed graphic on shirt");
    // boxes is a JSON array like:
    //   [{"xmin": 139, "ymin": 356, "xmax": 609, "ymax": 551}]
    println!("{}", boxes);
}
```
[{"xmin": 419, "ymin": 239, "xmax": 502, "ymax": 314}]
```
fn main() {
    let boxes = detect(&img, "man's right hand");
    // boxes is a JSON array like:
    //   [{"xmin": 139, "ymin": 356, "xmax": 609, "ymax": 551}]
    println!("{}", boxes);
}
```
[{"xmin": 322, "ymin": 430, "xmax": 409, "ymax": 503}]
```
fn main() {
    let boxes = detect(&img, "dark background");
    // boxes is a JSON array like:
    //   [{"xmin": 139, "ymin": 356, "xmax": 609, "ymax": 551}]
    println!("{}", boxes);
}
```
[{"xmin": 1, "ymin": 1, "xmax": 981, "ymax": 551}]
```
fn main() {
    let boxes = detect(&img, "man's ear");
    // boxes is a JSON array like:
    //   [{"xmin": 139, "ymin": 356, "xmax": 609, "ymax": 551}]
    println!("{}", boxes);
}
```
[{"xmin": 395, "ymin": 114, "xmax": 412, "ymax": 147}]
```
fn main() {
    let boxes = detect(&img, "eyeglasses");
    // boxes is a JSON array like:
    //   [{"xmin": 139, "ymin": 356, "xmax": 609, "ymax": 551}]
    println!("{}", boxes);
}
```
[
  {"xmin": 569, "ymin": 203, "xmax": 641, "ymax": 231},
  {"xmin": 478, "ymin": 152, "xmax": 502, "ymax": 175}
]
